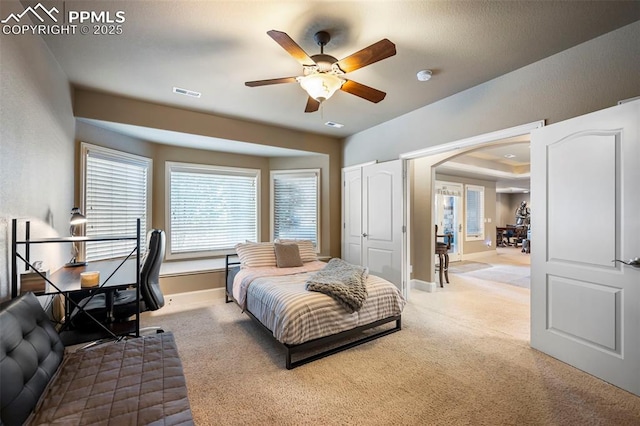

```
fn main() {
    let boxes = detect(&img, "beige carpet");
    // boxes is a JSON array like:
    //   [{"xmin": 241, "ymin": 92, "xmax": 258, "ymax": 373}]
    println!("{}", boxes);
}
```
[{"xmin": 142, "ymin": 268, "xmax": 640, "ymax": 425}]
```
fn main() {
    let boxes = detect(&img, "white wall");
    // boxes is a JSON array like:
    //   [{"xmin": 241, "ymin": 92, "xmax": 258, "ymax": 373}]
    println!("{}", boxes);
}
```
[
  {"xmin": 0, "ymin": 1, "xmax": 75, "ymax": 300},
  {"xmin": 343, "ymin": 21, "xmax": 640, "ymax": 166}
]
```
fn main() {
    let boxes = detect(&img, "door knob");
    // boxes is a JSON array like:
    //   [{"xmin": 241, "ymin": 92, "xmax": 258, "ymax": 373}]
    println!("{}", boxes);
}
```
[
  {"xmin": 362, "ymin": 233, "xmax": 368, "ymax": 237},
  {"xmin": 612, "ymin": 257, "xmax": 640, "ymax": 268}
]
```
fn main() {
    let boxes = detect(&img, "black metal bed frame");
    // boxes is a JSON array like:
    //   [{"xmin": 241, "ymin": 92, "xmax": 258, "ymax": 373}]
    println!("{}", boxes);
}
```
[{"xmin": 225, "ymin": 254, "xmax": 402, "ymax": 369}]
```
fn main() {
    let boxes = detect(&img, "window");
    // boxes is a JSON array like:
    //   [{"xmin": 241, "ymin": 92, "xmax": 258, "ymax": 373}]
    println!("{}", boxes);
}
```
[
  {"xmin": 465, "ymin": 184, "xmax": 485, "ymax": 241},
  {"xmin": 271, "ymin": 169, "xmax": 320, "ymax": 249},
  {"xmin": 167, "ymin": 162, "xmax": 259, "ymax": 258},
  {"xmin": 81, "ymin": 143, "xmax": 152, "ymax": 262}
]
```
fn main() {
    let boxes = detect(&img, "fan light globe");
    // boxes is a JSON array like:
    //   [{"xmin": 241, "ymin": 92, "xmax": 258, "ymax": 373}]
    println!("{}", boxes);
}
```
[{"xmin": 298, "ymin": 73, "xmax": 344, "ymax": 102}]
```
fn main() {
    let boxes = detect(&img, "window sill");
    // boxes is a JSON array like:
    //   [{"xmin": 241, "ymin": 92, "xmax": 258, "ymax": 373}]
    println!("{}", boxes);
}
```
[{"xmin": 160, "ymin": 258, "xmax": 227, "ymax": 277}]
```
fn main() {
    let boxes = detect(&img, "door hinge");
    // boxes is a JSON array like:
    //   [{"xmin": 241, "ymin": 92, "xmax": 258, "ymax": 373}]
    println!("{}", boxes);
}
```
[{"xmin": 402, "ymin": 225, "xmax": 406, "ymax": 233}]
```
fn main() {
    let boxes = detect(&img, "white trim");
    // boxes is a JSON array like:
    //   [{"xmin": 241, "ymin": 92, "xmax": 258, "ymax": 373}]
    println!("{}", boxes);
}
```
[
  {"xmin": 269, "ymin": 168, "xmax": 321, "ymax": 251},
  {"xmin": 80, "ymin": 142, "xmax": 153, "ymax": 228},
  {"xmin": 618, "ymin": 96, "xmax": 640, "ymax": 105},
  {"xmin": 147, "ymin": 288, "xmax": 224, "ymax": 312},
  {"xmin": 165, "ymin": 161, "xmax": 261, "ymax": 260},
  {"xmin": 159, "ymin": 258, "xmax": 229, "ymax": 277},
  {"xmin": 411, "ymin": 279, "xmax": 436, "ymax": 293},
  {"xmin": 439, "ymin": 162, "xmax": 531, "ymax": 180},
  {"xmin": 399, "ymin": 120, "xmax": 545, "ymax": 160},
  {"xmin": 80, "ymin": 142, "xmax": 153, "ymax": 261},
  {"xmin": 465, "ymin": 184, "xmax": 485, "ymax": 241}
]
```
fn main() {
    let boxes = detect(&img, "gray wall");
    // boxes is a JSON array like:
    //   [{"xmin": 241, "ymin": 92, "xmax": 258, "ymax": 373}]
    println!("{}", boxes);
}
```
[
  {"xmin": 75, "ymin": 122, "xmax": 332, "ymax": 294},
  {"xmin": 497, "ymin": 193, "xmax": 531, "ymax": 228},
  {"xmin": 434, "ymin": 173, "xmax": 497, "ymax": 254},
  {"xmin": 343, "ymin": 21, "xmax": 640, "ymax": 166},
  {"xmin": 345, "ymin": 21, "xmax": 639, "ymax": 282},
  {"xmin": 73, "ymin": 90, "xmax": 344, "ymax": 258},
  {"xmin": 0, "ymin": 2, "xmax": 75, "ymax": 301}
]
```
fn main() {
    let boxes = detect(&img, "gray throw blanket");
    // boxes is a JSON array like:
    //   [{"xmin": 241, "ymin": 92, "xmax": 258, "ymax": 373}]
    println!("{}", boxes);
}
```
[{"xmin": 305, "ymin": 258, "xmax": 368, "ymax": 313}]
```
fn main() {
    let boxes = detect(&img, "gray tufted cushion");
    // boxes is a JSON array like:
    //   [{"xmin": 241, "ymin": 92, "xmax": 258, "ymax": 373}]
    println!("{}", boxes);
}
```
[
  {"xmin": 30, "ymin": 332, "xmax": 193, "ymax": 425},
  {"xmin": 0, "ymin": 292, "xmax": 64, "ymax": 426}
]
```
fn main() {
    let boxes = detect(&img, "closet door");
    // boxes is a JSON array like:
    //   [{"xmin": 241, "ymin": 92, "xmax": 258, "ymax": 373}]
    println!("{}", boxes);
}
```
[
  {"xmin": 342, "ymin": 167, "xmax": 363, "ymax": 266},
  {"xmin": 362, "ymin": 160, "xmax": 404, "ymax": 290}
]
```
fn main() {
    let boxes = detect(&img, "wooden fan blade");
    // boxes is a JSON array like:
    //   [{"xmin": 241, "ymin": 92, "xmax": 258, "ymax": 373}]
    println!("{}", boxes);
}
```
[
  {"xmin": 341, "ymin": 80, "xmax": 386, "ymax": 103},
  {"xmin": 245, "ymin": 77, "xmax": 298, "ymax": 87},
  {"xmin": 305, "ymin": 97, "xmax": 321, "ymax": 113},
  {"xmin": 335, "ymin": 39, "xmax": 396, "ymax": 73},
  {"xmin": 267, "ymin": 30, "xmax": 316, "ymax": 66}
]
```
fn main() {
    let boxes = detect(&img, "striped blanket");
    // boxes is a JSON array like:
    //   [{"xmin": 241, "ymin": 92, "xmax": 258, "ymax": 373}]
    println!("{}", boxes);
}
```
[{"xmin": 305, "ymin": 258, "xmax": 368, "ymax": 313}]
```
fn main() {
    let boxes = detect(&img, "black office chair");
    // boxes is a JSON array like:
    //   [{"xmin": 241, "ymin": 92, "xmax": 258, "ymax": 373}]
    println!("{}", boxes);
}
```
[
  {"xmin": 111, "ymin": 229, "xmax": 166, "ymax": 320},
  {"xmin": 71, "ymin": 229, "xmax": 166, "ymax": 333}
]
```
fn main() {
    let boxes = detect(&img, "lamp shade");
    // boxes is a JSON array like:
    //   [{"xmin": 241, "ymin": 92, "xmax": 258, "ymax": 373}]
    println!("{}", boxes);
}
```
[
  {"xmin": 69, "ymin": 207, "xmax": 87, "ymax": 225},
  {"xmin": 298, "ymin": 73, "xmax": 344, "ymax": 102}
]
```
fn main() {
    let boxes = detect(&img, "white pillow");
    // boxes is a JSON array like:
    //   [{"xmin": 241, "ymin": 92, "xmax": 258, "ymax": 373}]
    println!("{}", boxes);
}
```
[
  {"xmin": 235, "ymin": 242, "xmax": 276, "ymax": 268},
  {"xmin": 275, "ymin": 239, "xmax": 317, "ymax": 263}
]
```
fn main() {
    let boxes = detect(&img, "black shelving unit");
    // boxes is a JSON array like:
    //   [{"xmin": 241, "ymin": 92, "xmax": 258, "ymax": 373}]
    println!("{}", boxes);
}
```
[{"xmin": 11, "ymin": 218, "xmax": 141, "ymax": 346}]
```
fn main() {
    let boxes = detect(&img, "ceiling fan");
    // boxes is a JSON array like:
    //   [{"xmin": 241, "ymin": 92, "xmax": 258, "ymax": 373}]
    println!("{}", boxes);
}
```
[{"xmin": 245, "ymin": 30, "xmax": 396, "ymax": 113}]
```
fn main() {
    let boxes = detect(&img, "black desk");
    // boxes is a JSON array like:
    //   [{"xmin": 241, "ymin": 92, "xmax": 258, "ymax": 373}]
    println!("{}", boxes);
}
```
[
  {"xmin": 47, "ymin": 259, "xmax": 140, "ymax": 346},
  {"xmin": 46, "ymin": 259, "xmax": 137, "ymax": 294}
]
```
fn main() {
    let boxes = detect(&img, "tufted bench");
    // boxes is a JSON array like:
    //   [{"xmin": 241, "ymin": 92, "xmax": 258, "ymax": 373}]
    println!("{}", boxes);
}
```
[{"xmin": 0, "ymin": 292, "xmax": 193, "ymax": 425}]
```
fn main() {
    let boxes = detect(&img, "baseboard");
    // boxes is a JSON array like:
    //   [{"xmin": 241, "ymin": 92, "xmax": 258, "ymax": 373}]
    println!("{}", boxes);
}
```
[
  {"xmin": 163, "ymin": 288, "xmax": 224, "ymax": 307},
  {"xmin": 411, "ymin": 279, "xmax": 437, "ymax": 293}
]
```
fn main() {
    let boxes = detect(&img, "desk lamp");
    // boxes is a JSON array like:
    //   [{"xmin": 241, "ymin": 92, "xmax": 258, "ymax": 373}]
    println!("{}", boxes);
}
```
[{"xmin": 65, "ymin": 207, "xmax": 87, "ymax": 267}]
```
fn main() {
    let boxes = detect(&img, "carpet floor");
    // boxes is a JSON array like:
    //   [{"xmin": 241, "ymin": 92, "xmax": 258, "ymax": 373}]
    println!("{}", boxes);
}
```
[{"xmin": 142, "ymin": 260, "xmax": 640, "ymax": 425}]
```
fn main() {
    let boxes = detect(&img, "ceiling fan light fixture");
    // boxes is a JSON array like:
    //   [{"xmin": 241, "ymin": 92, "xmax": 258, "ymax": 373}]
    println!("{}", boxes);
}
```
[{"xmin": 297, "ymin": 73, "xmax": 344, "ymax": 102}]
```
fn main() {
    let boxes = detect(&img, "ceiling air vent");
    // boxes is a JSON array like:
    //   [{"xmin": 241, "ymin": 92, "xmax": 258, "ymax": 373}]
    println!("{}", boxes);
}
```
[{"xmin": 172, "ymin": 87, "xmax": 201, "ymax": 98}]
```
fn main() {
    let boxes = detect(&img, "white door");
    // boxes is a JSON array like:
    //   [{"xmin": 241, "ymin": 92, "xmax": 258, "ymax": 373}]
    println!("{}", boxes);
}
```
[
  {"xmin": 530, "ymin": 100, "xmax": 640, "ymax": 395},
  {"xmin": 362, "ymin": 160, "xmax": 404, "ymax": 290},
  {"xmin": 342, "ymin": 167, "xmax": 363, "ymax": 266}
]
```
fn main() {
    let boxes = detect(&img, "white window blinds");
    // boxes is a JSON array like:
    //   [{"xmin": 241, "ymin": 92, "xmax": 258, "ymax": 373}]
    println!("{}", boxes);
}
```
[
  {"xmin": 82, "ymin": 144, "xmax": 151, "ymax": 262},
  {"xmin": 271, "ymin": 170, "xmax": 320, "ymax": 248},
  {"xmin": 168, "ymin": 162, "xmax": 259, "ymax": 257},
  {"xmin": 465, "ymin": 184, "xmax": 485, "ymax": 240}
]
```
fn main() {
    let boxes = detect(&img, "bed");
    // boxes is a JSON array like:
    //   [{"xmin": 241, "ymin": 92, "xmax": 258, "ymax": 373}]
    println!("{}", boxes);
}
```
[{"xmin": 225, "ymin": 241, "xmax": 405, "ymax": 369}]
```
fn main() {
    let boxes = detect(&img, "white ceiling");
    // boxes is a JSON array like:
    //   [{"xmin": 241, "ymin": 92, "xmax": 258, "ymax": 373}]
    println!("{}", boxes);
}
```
[
  {"xmin": 30, "ymin": 0, "xmax": 639, "ymax": 140},
  {"xmin": 12, "ymin": 1, "xmax": 638, "ymax": 188},
  {"xmin": 436, "ymin": 139, "xmax": 531, "ymax": 193}
]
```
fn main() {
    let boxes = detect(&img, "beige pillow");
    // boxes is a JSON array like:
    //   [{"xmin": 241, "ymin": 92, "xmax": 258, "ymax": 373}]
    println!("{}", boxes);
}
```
[
  {"xmin": 235, "ymin": 242, "xmax": 277, "ymax": 268},
  {"xmin": 276, "ymin": 239, "xmax": 317, "ymax": 263},
  {"xmin": 274, "ymin": 243, "xmax": 303, "ymax": 268}
]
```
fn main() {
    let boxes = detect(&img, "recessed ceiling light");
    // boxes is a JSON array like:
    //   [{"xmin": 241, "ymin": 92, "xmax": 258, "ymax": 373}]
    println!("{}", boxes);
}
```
[
  {"xmin": 416, "ymin": 70, "xmax": 432, "ymax": 81},
  {"xmin": 504, "ymin": 154, "xmax": 516, "ymax": 159},
  {"xmin": 325, "ymin": 121, "xmax": 344, "ymax": 128},
  {"xmin": 173, "ymin": 87, "xmax": 201, "ymax": 98}
]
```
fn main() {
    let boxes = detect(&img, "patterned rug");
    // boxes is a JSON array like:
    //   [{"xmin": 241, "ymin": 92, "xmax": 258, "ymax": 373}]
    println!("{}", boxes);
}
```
[{"xmin": 447, "ymin": 261, "xmax": 492, "ymax": 274}]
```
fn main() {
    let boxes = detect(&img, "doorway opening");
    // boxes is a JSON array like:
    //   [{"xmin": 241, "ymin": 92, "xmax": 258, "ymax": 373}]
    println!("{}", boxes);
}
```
[{"xmin": 401, "ymin": 121, "xmax": 542, "ymax": 303}]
